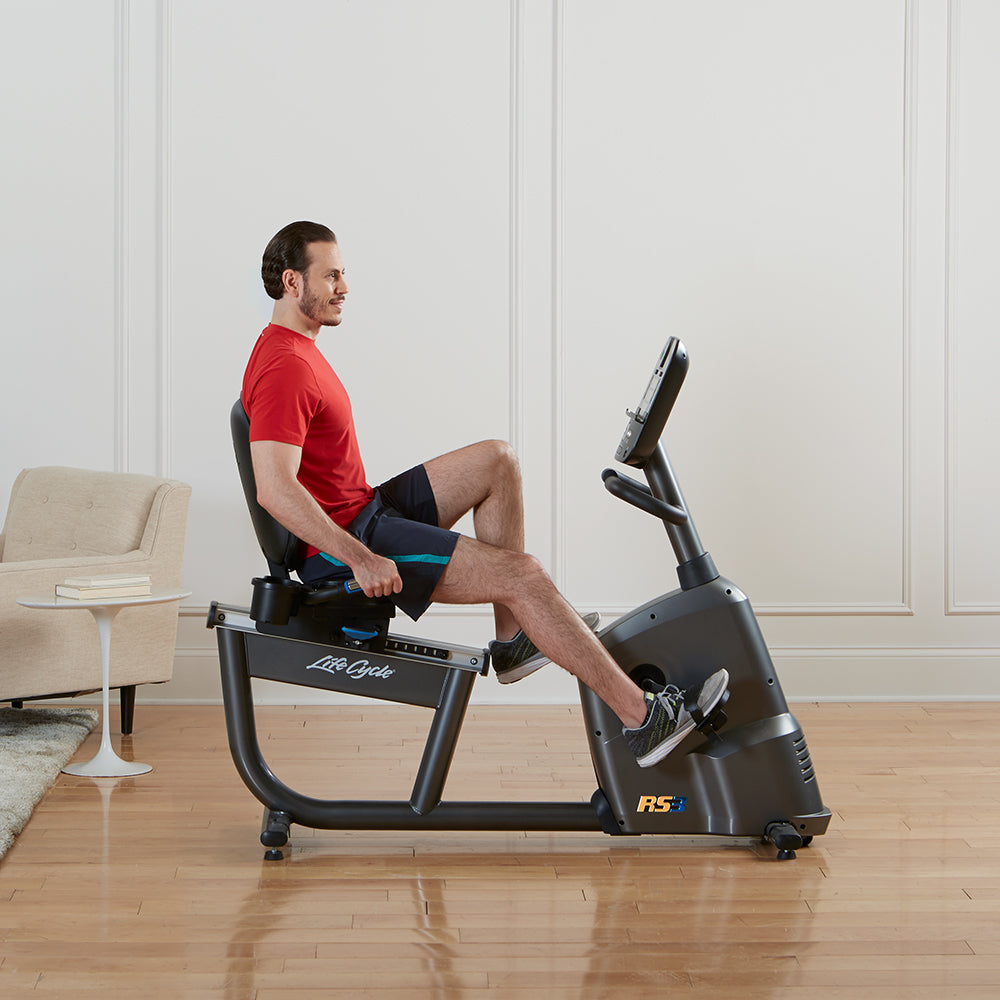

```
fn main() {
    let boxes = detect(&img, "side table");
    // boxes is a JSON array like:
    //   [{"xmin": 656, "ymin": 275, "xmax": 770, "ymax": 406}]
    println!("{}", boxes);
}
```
[{"xmin": 17, "ymin": 590, "xmax": 190, "ymax": 777}]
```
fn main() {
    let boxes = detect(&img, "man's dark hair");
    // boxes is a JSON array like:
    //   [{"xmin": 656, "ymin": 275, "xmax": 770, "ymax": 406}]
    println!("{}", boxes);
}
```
[{"xmin": 261, "ymin": 221, "xmax": 338, "ymax": 300}]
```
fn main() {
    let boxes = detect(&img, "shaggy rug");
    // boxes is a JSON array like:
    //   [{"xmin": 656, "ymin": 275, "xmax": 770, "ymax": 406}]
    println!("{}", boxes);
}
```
[{"xmin": 0, "ymin": 705, "xmax": 98, "ymax": 859}]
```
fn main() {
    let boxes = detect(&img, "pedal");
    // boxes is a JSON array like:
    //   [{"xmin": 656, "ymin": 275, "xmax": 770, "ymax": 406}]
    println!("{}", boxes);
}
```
[{"xmin": 684, "ymin": 687, "xmax": 730, "ymax": 743}]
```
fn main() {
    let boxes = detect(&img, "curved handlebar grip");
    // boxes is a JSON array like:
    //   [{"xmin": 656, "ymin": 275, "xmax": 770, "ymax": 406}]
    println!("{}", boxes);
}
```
[
  {"xmin": 602, "ymin": 469, "xmax": 689, "ymax": 525},
  {"xmin": 302, "ymin": 579, "xmax": 366, "ymax": 604}
]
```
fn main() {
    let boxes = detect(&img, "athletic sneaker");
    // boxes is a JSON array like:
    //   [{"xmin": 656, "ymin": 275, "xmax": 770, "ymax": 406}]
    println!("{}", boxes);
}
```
[
  {"xmin": 490, "ymin": 612, "xmax": 601, "ymax": 684},
  {"xmin": 623, "ymin": 668, "xmax": 730, "ymax": 767}
]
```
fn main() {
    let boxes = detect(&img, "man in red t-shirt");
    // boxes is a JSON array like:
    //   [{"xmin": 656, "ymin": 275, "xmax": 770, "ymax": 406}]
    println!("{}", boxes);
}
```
[{"xmin": 243, "ymin": 221, "xmax": 728, "ymax": 767}]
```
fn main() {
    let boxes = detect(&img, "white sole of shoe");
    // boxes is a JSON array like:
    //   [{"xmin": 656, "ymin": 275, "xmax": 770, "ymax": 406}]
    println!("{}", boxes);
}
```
[{"xmin": 495, "ymin": 652, "xmax": 549, "ymax": 684}]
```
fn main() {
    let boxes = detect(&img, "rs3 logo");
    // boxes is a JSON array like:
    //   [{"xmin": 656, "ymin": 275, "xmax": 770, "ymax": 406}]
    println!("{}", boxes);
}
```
[{"xmin": 636, "ymin": 795, "xmax": 687, "ymax": 813}]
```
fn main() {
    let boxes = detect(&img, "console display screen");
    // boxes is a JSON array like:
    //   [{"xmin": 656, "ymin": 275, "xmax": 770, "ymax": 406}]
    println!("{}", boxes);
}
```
[
  {"xmin": 634, "ymin": 341, "xmax": 675, "ymax": 422},
  {"xmin": 635, "ymin": 370, "xmax": 663, "ymax": 423}
]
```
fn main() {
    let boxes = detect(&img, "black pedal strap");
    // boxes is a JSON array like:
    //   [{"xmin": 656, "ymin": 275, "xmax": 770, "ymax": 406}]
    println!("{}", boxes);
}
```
[
  {"xmin": 684, "ymin": 683, "xmax": 728, "ymax": 744},
  {"xmin": 684, "ymin": 686, "xmax": 706, "ymax": 728}
]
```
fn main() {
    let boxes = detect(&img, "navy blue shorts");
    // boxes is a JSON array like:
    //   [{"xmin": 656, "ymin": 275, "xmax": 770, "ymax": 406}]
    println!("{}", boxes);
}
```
[{"xmin": 299, "ymin": 464, "xmax": 459, "ymax": 621}]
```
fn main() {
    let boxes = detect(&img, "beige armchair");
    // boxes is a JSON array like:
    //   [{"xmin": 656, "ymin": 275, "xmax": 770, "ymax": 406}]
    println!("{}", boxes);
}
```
[{"xmin": 0, "ymin": 467, "xmax": 191, "ymax": 733}]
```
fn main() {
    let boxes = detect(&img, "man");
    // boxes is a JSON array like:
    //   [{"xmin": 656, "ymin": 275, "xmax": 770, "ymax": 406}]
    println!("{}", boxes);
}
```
[{"xmin": 243, "ymin": 220, "xmax": 728, "ymax": 767}]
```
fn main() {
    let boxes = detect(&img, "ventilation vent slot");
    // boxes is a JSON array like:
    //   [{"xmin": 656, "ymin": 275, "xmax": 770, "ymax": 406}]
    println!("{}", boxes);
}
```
[{"xmin": 793, "ymin": 734, "xmax": 815, "ymax": 783}]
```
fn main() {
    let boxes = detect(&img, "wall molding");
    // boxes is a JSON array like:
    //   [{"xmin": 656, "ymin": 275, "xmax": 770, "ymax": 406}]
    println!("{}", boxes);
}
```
[
  {"xmin": 900, "ymin": 0, "xmax": 917, "ymax": 614},
  {"xmin": 114, "ymin": 0, "xmax": 130, "ymax": 473},
  {"xmin": 773, "ymin": 644, "xmax": 1000, "ymax": 657},
  {"xmin": 550, "ymin": 0, "xmax": 567, "ymax": 587},
  {"xmin": 560, "ymin": 2, "xmax": 918, "ymax": 619},
  {"xmin": 109, "ymin": 0, "xmax": 173, "ymax": 479},
  {"xmin": 508, "ymin": 0, "xmax": 524, "ymax": 458},
  {"xmin": 589, "ymin": 601, "xmax": 915, "ymax": 619},
  {"xmin": 158, "ymin": 0, "xmax": 173, "ymax": 479},
  {"xmin": 944, "ymin": 0, "xmax": 998, "ymax": 615},
  {"xmin": 769, "ymin": 642, "xmax": 1000, "ymax": 701},
  {"xmin": 945, "ymin": 0, "xmax": 962, "ymax": 614}
]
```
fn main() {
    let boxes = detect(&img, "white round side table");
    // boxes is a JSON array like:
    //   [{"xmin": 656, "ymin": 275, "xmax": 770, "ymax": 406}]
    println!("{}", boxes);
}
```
[{"xmin": 17, "ymin": 590, "xmax": 190, "ymax": 777}]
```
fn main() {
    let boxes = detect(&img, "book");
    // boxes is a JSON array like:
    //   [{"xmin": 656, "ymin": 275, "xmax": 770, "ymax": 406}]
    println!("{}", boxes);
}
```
[
  {"xmin": 56, "ymin": 574, "xmax": 152, "ymax": 600},
  {"xmin": 56, "ymin": 584, "xmax": 152, "ymax": 600},
  {"xmin": 60, "ymin": 574, "xmax": 151, "ymax": 589}
]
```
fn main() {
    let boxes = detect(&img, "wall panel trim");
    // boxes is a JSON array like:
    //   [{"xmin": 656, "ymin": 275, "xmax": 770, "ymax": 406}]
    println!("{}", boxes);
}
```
[
  {"xmin": 944, "ymin": 0, "xmax": 998, "ymax": 615},
  {"xmin": 559, "ymin": 1, "xmax": 917, "ymax": 618},
  {"xmin": 508, "ymin": 0, "xmax": 524, "ymax": 457},
  {"xmin": 550, "ymin": 0, "xmax": 567, "ymax": 586},
  {"xmin": 158, "ymin": 0, "xmax": 173, "ymax": 479},
  {"xmin": 114, "ymin": 0, "xmax": 130, "ymax": 473}
]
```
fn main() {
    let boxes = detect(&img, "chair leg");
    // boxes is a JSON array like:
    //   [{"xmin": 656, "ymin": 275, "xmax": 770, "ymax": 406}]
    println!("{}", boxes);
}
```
[{"xmin": 120, "ymin": 685, "xmax": 136, "ymax": 735}]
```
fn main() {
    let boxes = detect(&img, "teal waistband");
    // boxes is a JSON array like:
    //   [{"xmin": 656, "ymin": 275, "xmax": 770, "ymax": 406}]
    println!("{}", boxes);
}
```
[{"xmin": 319, "ymin": 552, "xmax": 451, "ymax": 568}]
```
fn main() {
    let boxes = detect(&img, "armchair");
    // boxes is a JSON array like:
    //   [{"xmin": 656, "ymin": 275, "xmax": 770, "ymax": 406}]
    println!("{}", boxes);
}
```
[{"xmin": 0, "ymin": 466, "xmax": 191, "ymax": 733}]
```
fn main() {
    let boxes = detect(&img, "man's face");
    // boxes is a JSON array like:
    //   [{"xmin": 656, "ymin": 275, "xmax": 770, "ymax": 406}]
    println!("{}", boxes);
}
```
[{"xmin": 297, "ymin": 241, "xmax": 348, "ymax": 327}]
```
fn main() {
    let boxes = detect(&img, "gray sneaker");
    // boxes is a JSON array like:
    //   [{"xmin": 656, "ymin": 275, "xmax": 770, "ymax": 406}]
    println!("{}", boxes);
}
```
[
  {"xmin": 623, "ymin": 668, "xmax": 730, "ymax": 767},
  {"xmin": 490, "ymin": 611, "xmax": 601, "ymax": 684}
]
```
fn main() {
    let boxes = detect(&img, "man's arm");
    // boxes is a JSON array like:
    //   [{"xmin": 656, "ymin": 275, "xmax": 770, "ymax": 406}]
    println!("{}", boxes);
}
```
[{"xmin": 250, "ymin": 439, "xmax": 402, "ymax": 598}]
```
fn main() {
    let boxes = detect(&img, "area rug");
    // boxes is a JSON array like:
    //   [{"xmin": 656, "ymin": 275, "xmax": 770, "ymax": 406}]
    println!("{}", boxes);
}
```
[{"xmin": 0, "ymin": 706, "xmax": 98, "ymax": 859}]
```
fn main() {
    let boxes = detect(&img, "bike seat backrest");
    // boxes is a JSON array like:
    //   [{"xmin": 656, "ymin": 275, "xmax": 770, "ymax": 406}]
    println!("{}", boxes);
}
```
[{"xmin": 230, "ymin": 398, "xmax": 305, "ymax": 578}]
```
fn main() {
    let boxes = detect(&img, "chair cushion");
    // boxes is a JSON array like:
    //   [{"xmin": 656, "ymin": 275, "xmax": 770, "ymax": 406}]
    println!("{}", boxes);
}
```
[{"xmin": 1, "ymin": 467, "xmax": 164, "ymax": 561}]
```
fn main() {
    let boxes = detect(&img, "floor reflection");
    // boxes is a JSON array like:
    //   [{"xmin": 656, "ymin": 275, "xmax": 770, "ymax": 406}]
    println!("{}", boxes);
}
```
[{"xmin": 217, "ymin": 830, "xmax": 821, "ymax": 996}]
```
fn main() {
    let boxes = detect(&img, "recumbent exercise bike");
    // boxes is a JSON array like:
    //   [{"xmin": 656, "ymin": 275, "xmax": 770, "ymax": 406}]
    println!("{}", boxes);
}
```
[{"xmin": 208, "ymin": 337, "xmax": 831, "ymax": 860}]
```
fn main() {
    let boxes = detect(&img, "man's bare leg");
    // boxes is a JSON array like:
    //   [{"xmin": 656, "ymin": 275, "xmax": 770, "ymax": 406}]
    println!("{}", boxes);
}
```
[
  {"xmin": 430, "ymin": 535, "xmax": 648, "ymax": 729},
  {"xmin": 423, "ymin": 440, "xmax": 525, "ymax": 642}
]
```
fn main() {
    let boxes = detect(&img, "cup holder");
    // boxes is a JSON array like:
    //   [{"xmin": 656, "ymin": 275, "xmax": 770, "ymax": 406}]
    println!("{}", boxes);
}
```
[{"xmin": 250, "ymin": 576, "xmax": 303, "ymax": 625}]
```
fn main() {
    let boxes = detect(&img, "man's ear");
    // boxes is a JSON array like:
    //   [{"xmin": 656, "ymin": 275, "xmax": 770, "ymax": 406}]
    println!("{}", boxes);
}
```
[{"xmin": 281, "ymin": 268, "xmax": 301, "ymax": 298}]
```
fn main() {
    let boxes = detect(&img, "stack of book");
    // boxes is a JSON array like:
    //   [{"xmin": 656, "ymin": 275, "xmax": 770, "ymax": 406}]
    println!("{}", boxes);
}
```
[{"xmin": 55, "ymin": 574, "xmax": 152, "ymax": 600}]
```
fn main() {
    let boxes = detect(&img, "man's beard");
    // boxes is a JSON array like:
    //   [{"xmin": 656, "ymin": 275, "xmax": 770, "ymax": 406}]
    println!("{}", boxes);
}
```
[{"xmin": 300, "ymin": 278, "xmax": 342, "ymax": 326}]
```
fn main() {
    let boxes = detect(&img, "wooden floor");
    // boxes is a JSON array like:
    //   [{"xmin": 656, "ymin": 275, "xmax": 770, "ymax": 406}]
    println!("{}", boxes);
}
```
[{"xmin": 1, "ymin": 700, "xmax": 999, "ymax": 998}]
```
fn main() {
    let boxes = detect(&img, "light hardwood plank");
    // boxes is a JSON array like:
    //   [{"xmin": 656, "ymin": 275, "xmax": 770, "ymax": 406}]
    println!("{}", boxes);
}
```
[{"xmin": 1, "ymin": 702, "xmax": 1000, "ymax": 998}]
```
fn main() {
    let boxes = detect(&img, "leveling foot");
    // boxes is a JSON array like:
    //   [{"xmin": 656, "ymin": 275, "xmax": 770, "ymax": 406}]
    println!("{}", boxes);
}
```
[
  {"xmin": 261, "ymin": 809, "xmax": 291, "ymax": 860},
  {"xmin": 764, "ymin": 820, "xmax": 804, "ymax": 861}
]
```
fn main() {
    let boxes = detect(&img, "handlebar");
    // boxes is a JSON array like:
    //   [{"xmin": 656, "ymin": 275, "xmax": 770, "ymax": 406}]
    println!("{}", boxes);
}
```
[
  {"xmin": 301, "ymin": 578, "xmax": 365, "ymax": 604},
  {"xmin": 602, "ymin": 468, "xmax": 689, "ymax": 526}
]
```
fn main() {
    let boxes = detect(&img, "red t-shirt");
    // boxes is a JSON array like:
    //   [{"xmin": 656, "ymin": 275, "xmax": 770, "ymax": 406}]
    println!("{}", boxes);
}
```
[{"xmin": 242, "ymin": 324, "xmax": 375, "ymax": 535}]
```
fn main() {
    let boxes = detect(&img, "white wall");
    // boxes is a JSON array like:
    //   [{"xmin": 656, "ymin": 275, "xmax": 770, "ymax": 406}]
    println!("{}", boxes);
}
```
[{"xmin": 1, "ymin": 0, "xmax": 997, "ymax": 705}]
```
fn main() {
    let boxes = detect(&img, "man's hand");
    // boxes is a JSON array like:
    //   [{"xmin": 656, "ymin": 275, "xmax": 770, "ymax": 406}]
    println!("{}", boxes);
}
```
[{"xmin": 352, "ymin": 552, "xmax": 403, "ymax": 599}]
